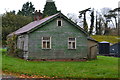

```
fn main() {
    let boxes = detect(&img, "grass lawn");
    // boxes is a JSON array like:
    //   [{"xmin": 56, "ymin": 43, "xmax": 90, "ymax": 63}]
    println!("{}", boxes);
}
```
[
  {"xmin": 1, "ymin": 51, "xmax": 119, "ymax": 78},
  {"xmin": 91, "ymin": 35, "xmax": 120, "ymax": 44}
]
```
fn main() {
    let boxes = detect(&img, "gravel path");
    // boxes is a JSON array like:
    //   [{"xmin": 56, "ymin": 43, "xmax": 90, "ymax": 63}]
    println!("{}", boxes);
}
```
[{"xmin": 2, "ymin": 74, "xmax": 17, "ymax": 78}]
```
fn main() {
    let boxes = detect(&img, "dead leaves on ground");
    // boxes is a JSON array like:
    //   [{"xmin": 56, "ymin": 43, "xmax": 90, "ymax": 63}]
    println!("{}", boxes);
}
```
[{"xmin": 3, "ymin": 71, "xmax": 57, "ymax": 78}]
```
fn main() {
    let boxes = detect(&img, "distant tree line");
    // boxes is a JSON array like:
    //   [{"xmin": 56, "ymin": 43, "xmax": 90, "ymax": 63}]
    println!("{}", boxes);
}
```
[
  {"xmin": 68, "ymin": 7, "xmax": 120, "ymax": 36},
  {"xmin": 2, "ymin": 11, "xmax": 33, "ymax": 45},
  {"xmin": 80, "ymin": 7, "xmax": 120, "ymax": 35}
]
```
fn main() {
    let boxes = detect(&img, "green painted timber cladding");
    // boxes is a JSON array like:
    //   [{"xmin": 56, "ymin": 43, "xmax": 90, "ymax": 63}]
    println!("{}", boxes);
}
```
[{"xmin": 28, "ymin": 18, "xmax": 88, "ymax": 59}]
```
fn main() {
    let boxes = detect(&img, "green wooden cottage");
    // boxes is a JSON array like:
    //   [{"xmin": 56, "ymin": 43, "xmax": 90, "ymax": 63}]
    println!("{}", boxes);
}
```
[{"xmin": 8, "ymin": 12, "xmax": 97, "ymax": 60}]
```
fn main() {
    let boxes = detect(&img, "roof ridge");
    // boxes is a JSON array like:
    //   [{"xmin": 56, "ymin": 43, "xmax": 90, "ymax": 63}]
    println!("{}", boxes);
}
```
[
  {"xmin": 8, "ymin": 13, "xmax": 60, "ymax": 37},
  {"xmin": 8, "ymin": 12, "xmax": 88, "ymax": 37}
]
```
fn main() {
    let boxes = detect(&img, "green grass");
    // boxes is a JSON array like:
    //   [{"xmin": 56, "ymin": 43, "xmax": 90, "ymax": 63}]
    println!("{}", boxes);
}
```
[
  {"xmin": 91, "ymin": 35, "xmax": 120, "ymax": 44},
  {"xmin": 0, "ymin": 48, "xmax": 7, "ymax": 52},
  {"xmin": 2, "ymin": 53, "xmax": 119, "ymax": 78}
]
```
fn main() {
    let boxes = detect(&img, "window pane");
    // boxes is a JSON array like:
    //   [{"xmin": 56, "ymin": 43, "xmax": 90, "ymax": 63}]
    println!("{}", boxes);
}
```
[
  {"xmin": 72, "ymin": 42, "xmax": 75, "ymax": 49},
  {"xmin": 58, "ymin": 20, "xmax": 61, "ymax": 26},
  {"xmin": 42, "ymin": 37, "xmax": 51, "ymax": 49},
  {"xmin": 43, "ymin": 37, "xmax": 50, "ymax": 40},
  {"xmin": 43, "ymin": 41, "xmax": 46, "ymax": 48},
  {"xmin": 69, "ymin": 38, "xmax": 75, "ymax": 41},
  {"xmin": 68, "ymin": 42, "xmax": 71, "ymax": 49},
  {"xmin": 47, "ymin": 42, "xmax": 50, "ymax": 48}
]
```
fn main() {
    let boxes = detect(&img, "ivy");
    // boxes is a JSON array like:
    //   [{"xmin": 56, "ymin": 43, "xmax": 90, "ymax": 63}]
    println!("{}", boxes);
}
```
[{"xmin": 6, "ymin": 34, "xmax": 17, "ymax": 56}]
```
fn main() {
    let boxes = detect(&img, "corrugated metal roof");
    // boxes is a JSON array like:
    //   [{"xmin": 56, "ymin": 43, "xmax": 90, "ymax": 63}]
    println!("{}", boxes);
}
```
[
  {"xmin": 100, "ymin": 41, "xmax": 110, "ymax": 43},
  {"xmin": 8, "ymin": 13, "xmax": 59, "ymax": 36}
]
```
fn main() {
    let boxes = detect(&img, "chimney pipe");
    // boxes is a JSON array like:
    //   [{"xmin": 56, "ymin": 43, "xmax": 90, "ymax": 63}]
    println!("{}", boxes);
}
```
[{"xmin": 34, "ymin": 10, "xmax": 43, "ymax": 21}]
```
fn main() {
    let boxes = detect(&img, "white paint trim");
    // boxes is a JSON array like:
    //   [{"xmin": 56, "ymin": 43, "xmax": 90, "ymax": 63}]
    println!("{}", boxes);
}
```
[
  {"xmin": 75, "ymin": 38, "xmax": 76, "ymax": 49},
  {"xmin": 42, "ymin": 37, "xmax": 51, "ymax": 49},
  {"xmin": 42, "ymin": 37, "xmax": 43, "ymax": 49},
  {"xmin": 50, "ymin": 37, "xmax": 51, "ymax": 49},
  {"xmin": 68, "ymin": 37, "xmax": 76, "ymax": 49}
]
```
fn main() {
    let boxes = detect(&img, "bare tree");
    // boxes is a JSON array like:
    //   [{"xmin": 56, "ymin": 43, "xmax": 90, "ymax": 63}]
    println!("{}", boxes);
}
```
[
  {"xmin": 79, "ymin": 8, "xmax": 91, "ymax": 32},
  {"xmin": 109, "ymin": 7, "xmax": 120, "ymax": 29},
  {"xmin": 89, "ymin": 9, "xmax": 94, "ymax": 35},
  {"xmin": 67, "ymin": 13, "xmax": 79, "ymax": 24},
  {"xmin": 100, "ymin": 7, "xmax": 112, "ymax": 35}
]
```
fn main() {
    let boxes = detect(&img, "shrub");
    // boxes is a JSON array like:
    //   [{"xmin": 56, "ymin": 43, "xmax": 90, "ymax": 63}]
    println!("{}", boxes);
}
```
[
  {"xmin": 6, "ymin": 34, "xmax": 17, "ymax": 56},
  {"xmin": 0, "ymin": 48, "xmax": 7, "ymax": 55},
  {"xmin": 15, "ymin": 49, "xmax": 24, "ymax": 58}
]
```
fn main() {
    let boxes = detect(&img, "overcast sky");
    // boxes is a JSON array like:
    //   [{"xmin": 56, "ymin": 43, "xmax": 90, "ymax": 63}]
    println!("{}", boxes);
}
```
[{"xmin": 0, "ymin": 0, "xmax": 119, "ymax": 15}]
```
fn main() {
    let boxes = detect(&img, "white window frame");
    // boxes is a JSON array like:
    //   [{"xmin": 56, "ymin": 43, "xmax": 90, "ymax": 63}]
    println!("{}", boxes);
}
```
[
  {"xmin": 68, "ymin": 37, "xmax": 76, "ymax": 49},
  {"xmin": 57, "ymin": 19, "xmax": 62, "ymax": 26},
  {"xmin": 42, "ymin": 37, "xmax": 51, "ymax": 49}
]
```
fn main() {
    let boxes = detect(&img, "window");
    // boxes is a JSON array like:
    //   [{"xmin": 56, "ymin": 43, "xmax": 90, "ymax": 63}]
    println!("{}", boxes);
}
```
[
  {"xmin": 57, "ymin": 19, "xmax": 62, "ymax": 26},
  {"xmin": 42, "ymin": 37, "xmax": 51, "ymax": 49},
  {"xmin": 68, "ymin": 38, "xmax": 76, "ymax": 49}
]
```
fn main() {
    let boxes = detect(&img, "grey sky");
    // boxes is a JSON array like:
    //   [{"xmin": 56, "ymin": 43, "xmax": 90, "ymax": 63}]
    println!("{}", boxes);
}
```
[{"xmin": 0, "ymin": 0, "xmax": 119, "ymax": 15}]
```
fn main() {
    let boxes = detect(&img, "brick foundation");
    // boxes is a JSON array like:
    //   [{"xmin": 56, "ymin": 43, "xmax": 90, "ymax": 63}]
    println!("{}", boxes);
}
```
[{"xmin": 27, "ymin": 59, "xmax": 87, "ymax": 61}]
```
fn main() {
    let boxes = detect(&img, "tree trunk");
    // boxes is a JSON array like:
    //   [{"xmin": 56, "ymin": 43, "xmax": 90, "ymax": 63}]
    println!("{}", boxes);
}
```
[
  {"xmin": 83, "ymin": 13, "xmax": 88, "ymax": 32},
  {"xmin": 95, "ymin": 15, "xmax": 98, "ymax": 35},
  {"xmin": 89, "ymin": 11, "xmax": 94, "ymax": 35},
  {"xmin": 104, "ymin": 21, "xmax": 109, "ymax": 35},
  {"xmin": 114, "ymin": 17, "xmax": 117, "ymax": 29}
]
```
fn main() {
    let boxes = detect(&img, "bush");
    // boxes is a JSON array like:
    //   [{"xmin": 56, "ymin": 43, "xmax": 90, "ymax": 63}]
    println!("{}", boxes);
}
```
[
  {"xmin": 6, "ymin": 34, "xmax": 17, "ymax": 56},
  {"xmin": 15, "ymin": 49, "xmax": 24, "ymax": 58},
  {"xmin": 0, "ymin": 48, "xmax": 7, "ymax": 55}
]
